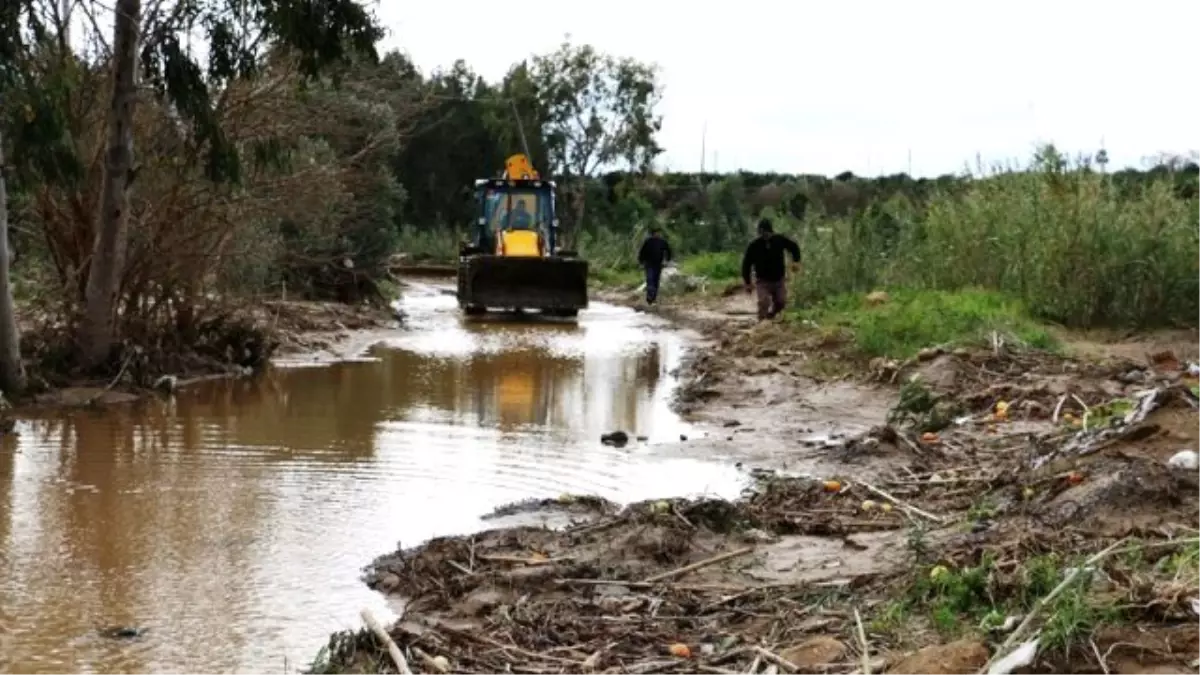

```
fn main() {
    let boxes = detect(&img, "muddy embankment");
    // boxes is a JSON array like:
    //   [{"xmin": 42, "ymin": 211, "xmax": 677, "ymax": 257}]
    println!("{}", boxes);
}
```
[
  {"xmin": 316, "ymin": 286, "xmax": 1200, "ymax": 674},
  {"xmin": 13, "ymin": 299, "xmax": 401, "ymax": 410}
]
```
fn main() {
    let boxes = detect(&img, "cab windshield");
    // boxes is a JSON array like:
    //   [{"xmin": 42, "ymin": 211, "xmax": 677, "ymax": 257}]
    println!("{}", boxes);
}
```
[{"xmin": 483, "ymin": 188, "xmax": 551, "ymax": 234}]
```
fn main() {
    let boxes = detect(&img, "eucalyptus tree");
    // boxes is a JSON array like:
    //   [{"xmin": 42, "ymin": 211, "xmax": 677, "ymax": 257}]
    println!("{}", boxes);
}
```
[{"xmin": 73, "ymin": 0, "xmax": 384, "ymax": 368}]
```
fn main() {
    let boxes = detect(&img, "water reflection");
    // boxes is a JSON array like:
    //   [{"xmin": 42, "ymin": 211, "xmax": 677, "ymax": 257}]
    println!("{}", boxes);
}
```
[{"xmin": 0, "ymin": 290, "xmax": 740, "ymax": 673}]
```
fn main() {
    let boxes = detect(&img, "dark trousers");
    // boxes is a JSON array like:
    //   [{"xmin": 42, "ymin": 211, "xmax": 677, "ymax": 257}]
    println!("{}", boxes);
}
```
[
  {"xmin": 756, "ymin": 279, "xmax": 787, "ymax": 319},
  {"xmin": 644, "ymin": 265, "xmax": 663, "ymax": 303}
]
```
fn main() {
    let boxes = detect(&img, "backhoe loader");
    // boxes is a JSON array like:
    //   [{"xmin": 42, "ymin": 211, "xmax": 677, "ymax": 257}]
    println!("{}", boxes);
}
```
[{"xmin": 456, "ymin": 154, "xmax": 589, "ymax": 317}]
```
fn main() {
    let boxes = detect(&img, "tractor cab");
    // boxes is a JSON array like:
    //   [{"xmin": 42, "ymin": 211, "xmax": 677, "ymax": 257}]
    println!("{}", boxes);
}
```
[{"xmin": 470, "ymin": 180, "xmax": 558, "ymax": 257}]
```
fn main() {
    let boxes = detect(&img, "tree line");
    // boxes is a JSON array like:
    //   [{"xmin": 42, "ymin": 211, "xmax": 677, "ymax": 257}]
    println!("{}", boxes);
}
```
[{"xmin": 0, "ymin": 0, "xmax": 1197, "ymax": 398}]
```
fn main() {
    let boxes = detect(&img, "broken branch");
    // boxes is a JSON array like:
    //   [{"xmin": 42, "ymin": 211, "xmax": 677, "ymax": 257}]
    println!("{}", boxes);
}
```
[{"xmin": 642, "ymin": 547, "xmax": 755, "ymax": 584}]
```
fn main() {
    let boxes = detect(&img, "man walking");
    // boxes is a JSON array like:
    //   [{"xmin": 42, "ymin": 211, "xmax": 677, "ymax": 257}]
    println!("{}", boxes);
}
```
[
  {"xmin": 637, "ymin": 227, "xmax": 672, "ymax": 305},
  {"xmin": 742, "ymin": 218, "xmax": 801, "ymax": 320}
]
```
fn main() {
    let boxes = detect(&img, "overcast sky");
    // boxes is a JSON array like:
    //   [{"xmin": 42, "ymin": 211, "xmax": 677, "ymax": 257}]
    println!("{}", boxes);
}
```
[{"xmin": 376, "ymin": 0, "xmax": 1198, "ymax": 177}]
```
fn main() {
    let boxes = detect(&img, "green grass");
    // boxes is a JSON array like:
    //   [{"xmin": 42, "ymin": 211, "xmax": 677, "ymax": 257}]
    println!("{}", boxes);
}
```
[
  {"xmin": 870, "ymin": 531, "xmax": 1197, "ymax": 659},
  {"xmin": 895, "ymin": 552, "xmax": 1117, "ymax": 649},
  {"xmin": 589, "ymin": 251, "xmax": 744, "ymax": 292},
  {"xmin": 395, "ymin": 225, "xmax": 460, "ymax": 263},
  {"xmin": 679, "ymin": 251, "xmax": 741, "ymax": 283},
  {"xmin": 792, "ymin": 288, "xmax": 1058, "ymax": 359},
  {"xmin": 586, "ymin": 250, "xmax": 744, "ymax": 292},
  {"xmin": 589, "ymin": 266, "xmax": 641, "ymax": 289}
]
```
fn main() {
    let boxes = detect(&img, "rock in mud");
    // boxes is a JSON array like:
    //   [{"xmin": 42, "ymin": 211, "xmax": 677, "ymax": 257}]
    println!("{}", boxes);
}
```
[
  {"xmin": 915, "ymin": 354, "xmax": 962, "ymax": 392},
  {"xmin": 916, "ymin": 346, "xmax": 943, "ymax": 362},
  {"xmin": 653, "ymin": 268, "xmax": 705, "ymax": 294},
  {"xmin": 600, "ymin": 431, "xmax": 629, "ymax": 447},
  {"xmin": 376, "ymin": 572, "xmax": 401, "ymax": 593},
  {"xmin": 780, "ymin": 636, "xmax": 847, "ymax": 669},
  {"xmin": 1118, "ymin": 368, "xmax": 1150, "ymax": 384},
  {"xmin": 99, "ymin": 626, "xmax": 146, "ymax": 639},
  {"xmin": 886, "ymin": 639, "xmax": 988, "ymax": 674},
  {"xmin": 1167, "ymin": 449, "xmax": 1198, "ymax": 470}
]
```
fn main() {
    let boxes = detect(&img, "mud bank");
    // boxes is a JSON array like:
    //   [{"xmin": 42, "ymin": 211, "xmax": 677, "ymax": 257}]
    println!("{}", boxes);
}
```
[
  {"xmin": 597, "ymin": 289, "xmax": 897, "ymax": 477},
  {"xmin": 15, "ymin": 299, "xmax": 400, "ymax": 410},
  {"xmin": 264, "ymin": 299, "xmax": 401, "ymax": 361},
  {"xmin": 318, "ymin": 289, "xmax": 1200, "ymax": 674}
]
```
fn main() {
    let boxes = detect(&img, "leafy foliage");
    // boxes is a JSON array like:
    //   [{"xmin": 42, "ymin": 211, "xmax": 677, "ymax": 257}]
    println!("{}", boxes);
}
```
[
  {"xmin": 531, "ymin": 41, "xmax": 663, "ymax": 178},
  {"xmin": 136, "ymin": 0, "xmax": 384, "ymax": 183}
]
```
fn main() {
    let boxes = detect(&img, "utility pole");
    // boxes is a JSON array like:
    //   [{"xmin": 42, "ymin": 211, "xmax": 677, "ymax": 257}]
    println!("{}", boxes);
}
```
[
  {"xmin": 511, "ymin": 99, "xmax": 534, "ymax": 167},
  {"xmin": 65, "ymin": 0, "xmax": 73, "ymax": 44},
  {"xmin": 700, "ymin": 121, "xmax": 707, "ymax": 174}
]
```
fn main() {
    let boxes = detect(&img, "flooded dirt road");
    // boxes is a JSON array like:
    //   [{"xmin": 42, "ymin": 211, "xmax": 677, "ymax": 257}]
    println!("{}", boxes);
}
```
[{"xmin": 0, "ymin": 282, "xmax": 745, "ymax": 674}]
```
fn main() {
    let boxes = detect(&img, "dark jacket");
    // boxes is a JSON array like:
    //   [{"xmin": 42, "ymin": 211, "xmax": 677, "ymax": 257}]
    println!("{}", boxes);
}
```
[
  {"xmin": 742, "ymin": 234, "xmax": 801, "ymax": 284},
  {"xmin": 638, "ymin": 236, "xmax": 672, "ymax": 268}
]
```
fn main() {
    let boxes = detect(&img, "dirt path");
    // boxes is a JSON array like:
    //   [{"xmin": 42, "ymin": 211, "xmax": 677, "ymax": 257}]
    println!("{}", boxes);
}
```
[
  {"xmin": 316, "ymin": 288, "xmax": 1199, "ymax": 675},
  {"xmin": 635, "ymin": 292, "xmax": 901, "ymax": 480}
]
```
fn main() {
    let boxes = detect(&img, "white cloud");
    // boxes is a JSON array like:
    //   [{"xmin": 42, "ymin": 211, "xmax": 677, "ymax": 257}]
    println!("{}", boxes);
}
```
[{"xmin": 377, "ymin": 0, "xmax": 1198, "ymax": 176}]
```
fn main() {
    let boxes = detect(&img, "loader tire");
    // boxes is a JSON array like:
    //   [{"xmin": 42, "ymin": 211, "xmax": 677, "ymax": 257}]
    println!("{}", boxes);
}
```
[{"xmin": 463, "ymin": 305, "xmax": 486, "ymax": 316}]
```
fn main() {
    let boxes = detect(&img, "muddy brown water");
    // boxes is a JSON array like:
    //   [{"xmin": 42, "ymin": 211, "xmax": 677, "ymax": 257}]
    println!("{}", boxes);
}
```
[{"xmin": 0, "ymin": 282, "xmax": 746, "ymax": 673}]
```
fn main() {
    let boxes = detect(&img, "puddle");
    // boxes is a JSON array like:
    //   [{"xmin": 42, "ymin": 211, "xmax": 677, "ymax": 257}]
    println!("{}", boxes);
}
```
[{"xmin": 0, "ymin": 281, "xmax": 743, "ymax": 673}]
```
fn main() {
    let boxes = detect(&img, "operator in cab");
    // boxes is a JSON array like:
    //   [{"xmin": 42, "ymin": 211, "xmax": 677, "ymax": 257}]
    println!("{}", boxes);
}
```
[
  {"xmin": 498, "ymin": 197, "xmax": 544, "ymax": 256},
  {"xmin": 506, "ymin": 199, "xmax": 534, "ymax": 230}
]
